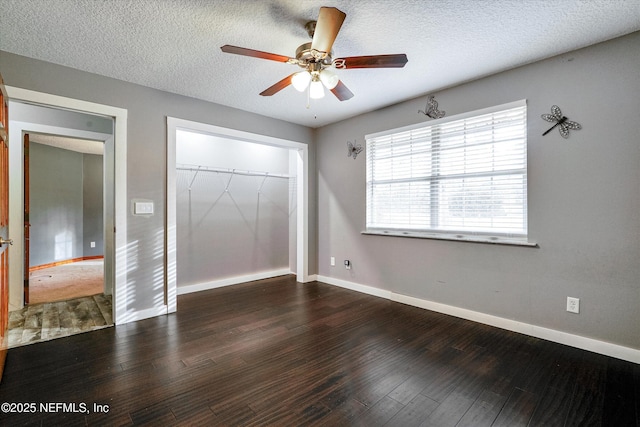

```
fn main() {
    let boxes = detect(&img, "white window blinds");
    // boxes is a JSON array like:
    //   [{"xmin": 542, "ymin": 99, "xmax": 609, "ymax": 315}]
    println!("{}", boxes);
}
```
[{"xmin": 366, "ymin": 100, "xmax": 527, "ymax": 240}]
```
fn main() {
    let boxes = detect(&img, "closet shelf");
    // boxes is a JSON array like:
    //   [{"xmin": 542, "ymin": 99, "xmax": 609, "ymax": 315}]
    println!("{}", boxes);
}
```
[{"xmin": 176, "ymin": 163, "xmax": 292, "ymax": 179}]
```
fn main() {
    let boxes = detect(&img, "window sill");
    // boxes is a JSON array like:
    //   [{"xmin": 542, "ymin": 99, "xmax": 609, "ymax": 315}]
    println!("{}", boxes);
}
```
[{"xmin": 362, "ymin": 230, "xmax": 539, "ymax": 248}]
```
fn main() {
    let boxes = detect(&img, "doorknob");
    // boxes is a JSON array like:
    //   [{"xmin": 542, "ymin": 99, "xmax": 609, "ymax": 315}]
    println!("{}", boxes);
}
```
[{"xmin": 0, "ymin": 238, "xmax": 13, "ymax": 247}]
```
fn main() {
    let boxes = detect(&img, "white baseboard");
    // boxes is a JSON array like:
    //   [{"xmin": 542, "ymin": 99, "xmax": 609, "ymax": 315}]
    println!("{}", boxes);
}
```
[
  {"xmin": 316, "ymin": 275, "xmax": 640, "ymax": 364},
  {"xmin": 177, "ymin": 269, "xmax": 291, "ymax": 295},
  {"xmin": 316, "ymin": 275, "xmax": 391, "ymax": 299}
]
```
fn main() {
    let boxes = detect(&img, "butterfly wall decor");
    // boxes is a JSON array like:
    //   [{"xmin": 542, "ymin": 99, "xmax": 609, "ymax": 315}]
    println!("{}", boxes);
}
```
[
  {"xmin": 418, "ymin": 95, "xmax": 446, "ymax": 119},
  {"xmin": 541, "ymin": 105, "xmax": 581, "ymax": 138},
  {"xmin": 347, "ymin": 140, "xmax": 363, "ymax": 160}
]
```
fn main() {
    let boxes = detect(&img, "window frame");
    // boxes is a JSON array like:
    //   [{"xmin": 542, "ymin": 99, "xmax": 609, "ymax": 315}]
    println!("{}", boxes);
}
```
[{"xmin": 364, "ymin": 99, "xmax": 537, "ymax": 247}]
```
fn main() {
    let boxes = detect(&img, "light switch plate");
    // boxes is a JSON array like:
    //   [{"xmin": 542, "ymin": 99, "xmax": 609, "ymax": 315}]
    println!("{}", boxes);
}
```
[{"xmin": 133, "ymin": 200, "xmax": 154, "ymax": 215}]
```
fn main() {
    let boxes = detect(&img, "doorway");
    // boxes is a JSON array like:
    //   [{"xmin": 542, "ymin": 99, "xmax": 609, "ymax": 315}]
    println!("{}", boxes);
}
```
[
  {"xmin": 5, "ymin": 86, "xmax": 128, "ymax": 331},
  {"xmin": 25, "ymin": 133, "xmax": 106, "ymax": 304},
  {"xmin": 7, "ymin": 106, "xmax": 114, "ymax": 347}
]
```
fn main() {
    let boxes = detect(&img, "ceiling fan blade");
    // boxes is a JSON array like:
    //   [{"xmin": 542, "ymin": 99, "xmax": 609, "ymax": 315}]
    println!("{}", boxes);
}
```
[
  {"xmin": 334, "ymin": 54, "xmax": 408, "ymax": 69},
  {"xmin": 260, "ymin": 74, "xmax": 295, "ymax": 96},
  {"xmin": 311, "ymin": 7, "xmax": 346, "ymax": 55},
  {"xmin": 330, "ymin": 80, "xmax": 354, "ymax": 101},
  {"xmin": 221, "ymin": 45, "xmax": 293, "ymax": 63}
]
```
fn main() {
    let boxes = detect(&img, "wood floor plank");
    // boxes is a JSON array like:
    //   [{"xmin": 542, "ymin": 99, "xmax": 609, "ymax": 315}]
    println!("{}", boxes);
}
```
[
  {"xmin": 601, "ymin": 357, "xmax": 637, "ymax": 426},
  {"xmin": 635, "ymin": 364, "xmax": 640, "ymax": 427},
  {"xmin": 456, "ymin": 387, "xmax": 508, "ymax": 427},
  {"xmin": 356, "ymin": 395, "xmax": 405, "ymax": 426},
  {"xmin": 420, "ymin": 389, "xmax": 478, "ymax": 427},
  {"xmin": 0, "ymin": 276, "xmax": 637, "ymax": 426},
  {"xmin": 419, "ymin": 345, "xmax": 489, "ymax": 403},
  {"xmin": 385, "ymin": 393, "xmax": 439, "ymax": 426},
  {"xmin": 419, "ymin": 350, "xmax": 502, "ymax": 426},
  {"xmin": 527, "ymin": 346, "xmax": 583, "ymax": 426},
  {"xmin": 492, "ymin": 387, "xmax": 539, "ymax": 427},
  {"xmin": 564, "ymin": 352, "xmax": 607, "ymax": 426}
]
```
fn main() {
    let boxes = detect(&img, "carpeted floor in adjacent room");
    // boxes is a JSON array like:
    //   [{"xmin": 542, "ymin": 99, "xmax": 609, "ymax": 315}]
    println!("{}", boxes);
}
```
[{"xmin": 28, "ymin": 259, "xmax": 105, "ymax": 304}]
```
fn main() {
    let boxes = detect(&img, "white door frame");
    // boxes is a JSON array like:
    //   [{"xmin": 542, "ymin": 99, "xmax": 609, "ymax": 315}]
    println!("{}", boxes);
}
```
[
  {"xmin": 6, "ymin": 86, "xmax": 129, "ymax": 325},
  {"xmin": 11, "ymin": 121, "xmax": 112, "ymax": 297},
  {"xmin": 166, "ymin": 117, "xmax": 310, "ymax": 312}
]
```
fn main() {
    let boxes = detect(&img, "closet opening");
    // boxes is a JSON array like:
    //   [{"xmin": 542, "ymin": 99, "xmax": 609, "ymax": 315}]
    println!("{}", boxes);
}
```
[{"xmin": 166, "ymin": 118, "xmax": 310, "ymax": 313}]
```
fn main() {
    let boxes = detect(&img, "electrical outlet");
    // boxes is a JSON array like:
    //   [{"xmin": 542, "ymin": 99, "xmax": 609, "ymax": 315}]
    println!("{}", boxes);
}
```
[
  {"xmin": 90, "ymin": 241, "xmax": 96, "ymax": 248},
  {"xmin": 330, "ymin": 256, "xmax": 335, "ymax": 266},
  {"xmin": 344, "ymin": 260, "xmax": 351, "ymax": 270},
  {"xmin": 567, "ymin": 297, "xmax": 580, "ymax": 314}
]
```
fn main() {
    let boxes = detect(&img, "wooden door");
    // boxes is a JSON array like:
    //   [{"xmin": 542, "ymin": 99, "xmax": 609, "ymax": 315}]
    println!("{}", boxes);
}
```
[
  {"xmin": 23, "ymin": 133, "xmax": 29, "ymax": 304},
  {"xmin": 0, "ymin": 73, "xmax": 10, "ymax": 381}
]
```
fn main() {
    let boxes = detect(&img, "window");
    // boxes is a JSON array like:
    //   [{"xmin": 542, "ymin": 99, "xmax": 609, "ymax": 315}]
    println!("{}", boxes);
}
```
[{"xmin": 365, "ymin": 100, "xmax": 530, "ymax": 244}]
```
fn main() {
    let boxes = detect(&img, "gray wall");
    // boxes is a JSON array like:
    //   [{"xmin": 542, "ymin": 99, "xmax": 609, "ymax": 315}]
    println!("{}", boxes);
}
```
[
  {"xmin": 315, "ymin": 32, "xmax": 640, "ymax": 350},
  {"xmin": 83, "ymin": 153, "xmax": 104, "ymax": 257},
  {"xmin": 29, "ymin": 143, "xmax": 104, "ymax": 266},
  {"xmin": 30, "ymin": 143, "xmax": 83, "ymax": 266},
  {"xmin": 175, "ymin": 131, "xmax": 292, "ymax": 287},
  {"xmin": 0, "ymin": 50, "xmax": 315, "ymax": 314}
]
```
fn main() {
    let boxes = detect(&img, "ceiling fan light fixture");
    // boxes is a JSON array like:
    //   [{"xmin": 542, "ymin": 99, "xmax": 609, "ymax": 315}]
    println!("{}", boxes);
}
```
[
  {"xmin": 221, "ymin": 7, "xmax": 406, "ymax": 103},
  {"xmin": 291, "ymin": 71, "xmax": 311, "ymax": 92},
  {"xmin": 309, "ymin": 79, "xmax": 325, "ymax": 99},
  {"xmin": 319, "ymin": 69, "xmax": 339, "ymax": 89}
]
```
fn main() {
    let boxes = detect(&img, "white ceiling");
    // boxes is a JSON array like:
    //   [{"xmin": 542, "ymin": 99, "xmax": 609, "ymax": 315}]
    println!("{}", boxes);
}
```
[
  {"xmin": 30, "ymin": 133, "xmax": 104, "ymax": 155},
  {"xmin": 1, "ymin": 0, "xmax": 639, "ymax": 128}
]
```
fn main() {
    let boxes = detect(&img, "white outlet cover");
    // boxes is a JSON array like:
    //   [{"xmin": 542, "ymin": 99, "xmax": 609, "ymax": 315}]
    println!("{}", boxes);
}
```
[
  {"xmin": 330, "ymin": 256, "xmax": 335, "ymax": 266},
  {"xmin": 567, "ymin": 297, "xmax": 580, "ymax": 314}
]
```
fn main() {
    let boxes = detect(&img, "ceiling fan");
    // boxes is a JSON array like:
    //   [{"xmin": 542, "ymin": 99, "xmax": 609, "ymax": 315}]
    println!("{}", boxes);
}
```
[{"xmin": 220, "ymin": 6, "xmax": 408, "ymax": 102}]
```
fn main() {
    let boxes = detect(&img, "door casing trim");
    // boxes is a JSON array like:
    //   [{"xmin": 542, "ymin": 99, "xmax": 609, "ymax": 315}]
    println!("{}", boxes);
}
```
[{"xmin": 6, "ymin": 86, "xmax": 129, "ymax": 325}]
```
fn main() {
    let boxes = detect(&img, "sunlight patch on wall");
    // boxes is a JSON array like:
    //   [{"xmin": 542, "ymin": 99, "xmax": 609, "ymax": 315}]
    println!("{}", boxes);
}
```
[{"xmin": 54, "ymin": 230, "xmax": 74, "ymax": 260}]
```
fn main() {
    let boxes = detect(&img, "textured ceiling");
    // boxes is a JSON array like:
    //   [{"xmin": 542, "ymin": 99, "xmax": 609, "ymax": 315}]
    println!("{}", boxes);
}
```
[
  {"xmin": 30, "ymin": 134, "xmax": 104, "ymax": 155},
  {"xmin": 1, "ymin": 0, "xmax": 639, "ymax": 128}
]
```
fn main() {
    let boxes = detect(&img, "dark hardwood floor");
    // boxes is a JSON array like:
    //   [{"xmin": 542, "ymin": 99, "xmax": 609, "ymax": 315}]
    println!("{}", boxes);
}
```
[{"xmin": 1, "ymin": 275, "xmax": 638, "ymax": 426}]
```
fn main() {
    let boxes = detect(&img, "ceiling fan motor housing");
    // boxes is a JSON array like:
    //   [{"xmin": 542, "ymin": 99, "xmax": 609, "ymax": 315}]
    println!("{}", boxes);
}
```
[{"xmin": 295, "ymin": 42, "xmax": 333, "ymax": 67}]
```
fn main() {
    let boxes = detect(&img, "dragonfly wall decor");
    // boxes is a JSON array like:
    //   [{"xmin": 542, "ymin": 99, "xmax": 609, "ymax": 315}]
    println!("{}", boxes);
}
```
[
  {"xmin": 419, "ymin": 95, "xmax": 446, "ymax": 119},
  {"xmin": 541, "ymin": 105, "xmax": 581, "ymax": 138},
  {"xmin": 347, "ymin": 140, "xmax": 363, "ymax": 159}
]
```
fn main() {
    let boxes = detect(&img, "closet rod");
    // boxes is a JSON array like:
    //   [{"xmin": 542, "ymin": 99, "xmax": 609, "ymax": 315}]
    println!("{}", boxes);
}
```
[{"xmin": 176, "ymin": 163, "xmax": 292, "ymax": 179}]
